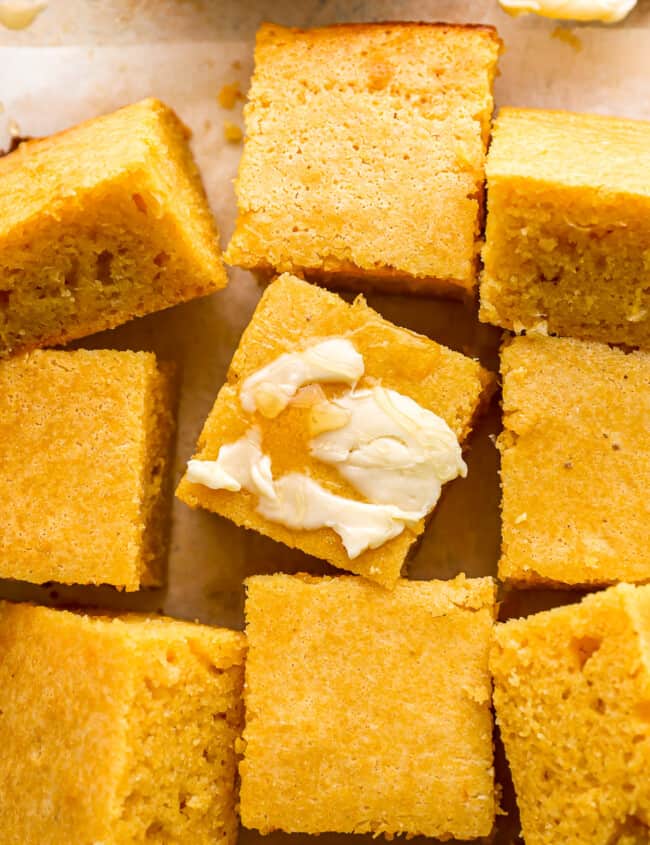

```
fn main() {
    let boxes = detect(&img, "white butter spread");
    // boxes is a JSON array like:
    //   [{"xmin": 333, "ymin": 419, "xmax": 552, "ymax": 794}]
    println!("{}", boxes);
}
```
[
  {"xmin": 498, "ymin": 0, "xmax": 636, "ymax": 22},
  {"xmin": 188, "ymin": 337, "xmax": 468, "ymax": 558},
  {"xmin": 239, "ymin": 338, "xmax": 364, "ymax": 417},
  {"xmin": 186, "ymin": 427, "xmax": 420, "ymax": 558},
  {"xmin": 309, "ymin": 387, "xmax": 467, "ymax": 514}
]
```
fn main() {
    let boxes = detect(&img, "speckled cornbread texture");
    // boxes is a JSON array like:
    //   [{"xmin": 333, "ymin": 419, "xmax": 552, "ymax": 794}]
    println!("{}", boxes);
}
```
[
  {"xmin": 241, "ymin": 573, "xmax": 497, "ymax": 838},
  {"xmin": 491, "ymin": 584, "xmax": 650, "ymax": 845},
  {"xmin": 498, "ymin": 334, "xmax": 650, "ymax": 587},
  {"xmin": 0, "ymin": 349, "xmax": 175, "ymax": 589},
  {"xmin": 224, "ymin": 22, "xmax": 501, "ymax": 295},
  {"xmin": 176, "ymin": 274, "xmax": 494, "ymax": 587},
  {"xmin": 0, "ymin": 98, "xmax": 226, "ymax": 357},
  {"xmin": 0, "ymin": 601, "xmax": 246, "ymax": 845},
  {"xmin": 480, "ymin": 107, "xmax": 650, "ymax": 346}
]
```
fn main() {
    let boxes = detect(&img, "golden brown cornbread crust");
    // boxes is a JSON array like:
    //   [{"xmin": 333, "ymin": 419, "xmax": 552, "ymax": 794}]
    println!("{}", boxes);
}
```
[
  {"xmin": 0, "ymin": 349, "xmax": 175, "ymax": 589},
  {"xmin": 498, "ymin": 334, "xmax": 650, "ymax": 587},
  {"xmin": 225, "ymin": 22, "xmax": 501, "ymax": 295},
  {"xmin": 241, "ymin": 573, "xmax": 497, "ymax": 838},
  {"xmin": 0, "ymin": 98, "xmax": 226, "ymax": 357},
  {"xmin": 0, "ymin": 602, "xmax": 246, "ymax": 845},
  {"xmin": 480, "ymin": 107, "xmax": 650, "ymax": 347},
  {"xmin": 177, "ymin": 274, "xmax": 494, "ymax": 587},
  {"xmin": 491, "ymin": 584, "xmax": 650, "ymax": 845}
]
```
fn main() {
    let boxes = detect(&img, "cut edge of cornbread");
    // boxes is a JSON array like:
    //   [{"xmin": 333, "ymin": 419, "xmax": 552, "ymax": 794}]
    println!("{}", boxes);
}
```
[
  {"xmin": 240, "ymin": 572, "xmax": 497, "ymax": 838},
  {"xmin": 0, "ymin": 601, "xmax": 246, "ymax": 845},
  {"xmin": 479, "ymin": 106, "xmax": 650, "ymax": 346},
  {"xmin": 0, "ymin": 98, "xmax": 227, "ymax": 357},
  {"xmin": 490, "ymin": 584, "xmax": 650, "ymax": 845},
  {"xmin": 225, "ymin": 22, "xmax": 502, "ymax": 296},
  {"xmin": 497, "ymin": 333, "xmax": 650, "ymax": 589}
]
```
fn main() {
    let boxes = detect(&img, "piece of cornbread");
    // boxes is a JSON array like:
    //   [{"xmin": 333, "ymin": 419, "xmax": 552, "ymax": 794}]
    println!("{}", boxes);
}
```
[
  {"xmin": 225, "ymin": 22, "xmax": 501, "ymax": 296},
  {"xmin": 0, "ymin": 349, "xmax": 175, "ymax": 589},
  {"xmin": 0, "ymin": 601, "xmax": 245, "ymax": 845},
  {"xmin": 498, "ymin": 334, "xmax": 650, "ymax": 587},
  {"xmin": 177, "ymin": 274, "xmax": 494, "ymax": 587},
  {"xmin": 0, "ymin": 98, "xmax": 226, "ymax": 356},
  {"xmin": 241, "ymin": 573, "xmax": 496, "ymax": 837},
  {"xmin": 480, "ymin": 107, "xmax": 650, "ymax": 346},
  {"xmin": 491, "ymin": 584, "xmax": 650, "ymax": 845}
]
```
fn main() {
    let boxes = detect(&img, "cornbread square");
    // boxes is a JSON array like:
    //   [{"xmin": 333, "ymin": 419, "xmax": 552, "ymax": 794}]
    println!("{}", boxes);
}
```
[
  {"xmin": 491, "ymin": 584, "xmax": 650, "ymax": 845},
  {"xmin": 0, "ymin": 601, "xmax": 245, "ymax": 845},
  {"xmin": 241, "ymin": 573, "xmax": 496, "ymax": 837},
  {"xmin": 481, "ymin": 107, "xmax": 650, "ymax": 346},
  {"xmin": 177, "ymin": 273, "xmax": 494, "ymax": 587},
  {"xmin": 0, "ymin": 349, "xmax": 175, "ymax": 589},
  {"xmin": 0, "ymin": 98, "xmax": 226, "ymax": 356},
  {"xmin": 498, "ymin": 334, "xmax": 650, "ymax": 587},
  {"xmin": 225, "ymin": 22, "xmax": 501, "ymax": 295}
]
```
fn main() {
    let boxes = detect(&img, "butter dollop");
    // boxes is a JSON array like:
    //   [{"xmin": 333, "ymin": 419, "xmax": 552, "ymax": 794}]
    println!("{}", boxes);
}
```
[
  {"xmin": 185, "ymin": 427, "xmax": 420, "ymax": 558},
  {"xmin": 498, "ymin": 0, "xmax": 636, "ymax": 22},
  {"xmin": 239, "ymin": 338, "xmax": 364, "ymax": 417},
  {"xmin": 309, "ymin": 387, "xmax": 466, "ymax": 514}
]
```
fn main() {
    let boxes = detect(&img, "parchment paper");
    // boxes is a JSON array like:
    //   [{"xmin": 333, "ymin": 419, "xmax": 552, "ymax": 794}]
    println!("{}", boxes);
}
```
[{"xmin": 1, "ymin": 3, "xmax": 649, "ymax": 842}]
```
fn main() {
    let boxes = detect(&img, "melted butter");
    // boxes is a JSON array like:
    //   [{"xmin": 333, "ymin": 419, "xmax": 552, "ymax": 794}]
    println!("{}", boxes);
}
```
[
  {"xmin": 239, "ymin": 338, "xmax": 363, "ymax": 417},
  {"xmin": 185, "ymin": 427, "xmax": 419, "ymax": 558},
  {"xmin": 0, "ymin": 1, "xmax": 47, "ymax": 30},
  {"xmin": 498, "ymin": 0, "xmax": 636, "ymax": 22},
  {"xmin": 309, "ymin": 387, "xmax": 467, "ymax": 514}
]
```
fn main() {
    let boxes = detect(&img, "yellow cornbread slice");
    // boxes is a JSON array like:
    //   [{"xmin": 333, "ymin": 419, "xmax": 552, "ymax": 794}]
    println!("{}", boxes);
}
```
[
  {"xmin": 0, "ymin": 98, "xmax": 226, "ymax": 356},
  {"xmin": 481, "ymin": 107, "xmax": 650, "ymax": 347},
  {"xmin": 241, "ymin": 573, "xmax": 497, "ymax": 838},
  {"xmin": 0, "ymin": 349, "xmax": 175, "ymax": 589},
  {"xmin": 491, "ymin": 584, "xmax": 650, "ymax": 845},
  {"xmin": 498, "ymin": 334, "xmax": 650, "ymax": 587},
  {"xmin": 225, "ymin": 22, "xmax": 501, "ymax": 296},
  {"xmin": 0, "ymin": 601, "xmax": 246, "ymax": 845},
  {"xmin": 176, "ymin": 274, "xmax": 494, "ymax": 587}
]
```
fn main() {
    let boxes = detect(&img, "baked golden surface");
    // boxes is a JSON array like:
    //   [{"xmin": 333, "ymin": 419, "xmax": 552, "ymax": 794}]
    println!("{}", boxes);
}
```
[
  {"xmin": 0, "ymin": 98, "xmax": 226, "ymax": 356},
  {"xmin": 0, "ymin": 601, "xmax": 246, "ymax": 845},
  {"xmin": 0, "ymin": 349, "xmax": 175, "ymax": 589},
  {"xmin": 481, "ymin": 107, "xmax": 650, "ymax": 346},
  {"xmin": 498, "ymin": 334, "xmax": 650, "ymax": 587},
  {"xmin": 176, "ymin": 274, "xmax": 494, "ymax": 586},
  {"xmin": 241, "ymin": 573, "xmax": 496, "ymax": 838},
  {"xmin": 491, "ymin": 583, "xmax": 650, "ymax": 845},
  {"xmin": 225, "ymin": 22, "xmax": 501, "ymax": 295}
]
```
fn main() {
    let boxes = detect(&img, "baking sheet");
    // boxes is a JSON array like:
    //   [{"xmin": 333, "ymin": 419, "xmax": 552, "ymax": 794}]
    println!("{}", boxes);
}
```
[{"xmin": 1, "ymin": 2, "xmax": 649, "ymax": 842}]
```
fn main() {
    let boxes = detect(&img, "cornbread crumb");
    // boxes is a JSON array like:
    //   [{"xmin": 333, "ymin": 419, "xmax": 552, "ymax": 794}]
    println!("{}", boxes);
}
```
[
  {"xmin": 225, "ymin": 22, "xmax": 501, "ymax": 295},
  {"xmin": 241, "ymin": 573, "xmax": 497, "ymax": 838},
  {"xmin": 223, "ymin": 121, "xmax": 242, "ymax": 143},
  {"xmin": 0, "ymin": 349, "xmax": 175, "ymax": 589},
  {"xmin": 481, "ymin": 107, "xmax": 650, "ymax": 346},
  {"xmin": 498, "ymin": 334, "xmax": 650, "ymax": 586},
  {"xmin": 218, "ymin": 82, "xmax": 242, "ymax": 109},
  {"xmin": 491, "ymin": 584, "xmax": 650, "ymax": 845},
  {"xmin": 177, "ymin": 274, "xmax": 494, "ymax": 587},
  {"xmin": 551, "ymin": 25, "xmax": 583, "ymax": 51},
  {"xmin": 0, "ymin": 601, "xmax": 245, "ymax": 845},
  {"xmin": 0, "ymin": 98, "xmax": 226, "ymax": 357}
]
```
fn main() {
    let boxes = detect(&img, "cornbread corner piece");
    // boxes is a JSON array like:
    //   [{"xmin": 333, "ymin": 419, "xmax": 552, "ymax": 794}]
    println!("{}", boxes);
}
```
[
  {"xmin": 498, "ymin": 334, "xmax": 650, "ymax": 587},
  {"xmin": 0, "ymin": 348, "xmax": 175, "ymax": 590},
  {"xmin": 241, "ymin": 573, "xmax": 497, "ymax": 838},
  {"xmin": 480, "ymin": 107, "xmax": 650, "ymax": 346},
  {"xmin": 224, "ymin": 22, "xmax": 501, "ymax": 296},
  {"xmin": 0, "ymin": 601, "xmax": 246, "ymax": 845},
  {"xmin": 491, "ymin": 583, "xmax": 650, "ymax": 845},
  {"xmin": 0, "ymin": 97, "xmax": 226, "ymax": 357},
  {"xmin": 177, "ymin": 273, "xmax": 494, "ymax": 587}
]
